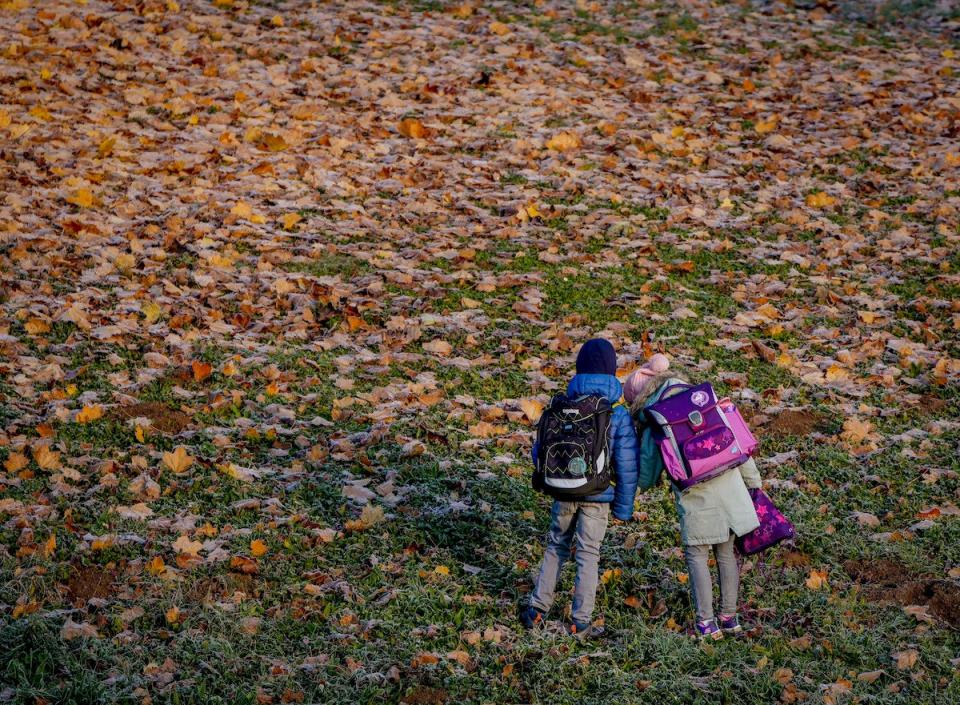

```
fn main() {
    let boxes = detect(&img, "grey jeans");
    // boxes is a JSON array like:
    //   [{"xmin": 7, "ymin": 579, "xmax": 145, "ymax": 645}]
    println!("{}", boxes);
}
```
[
  {"xmin": 529, "ymin": 501, "xmax": 609, "ymax": 625},
  {"xmin": 683, "ymin": 534, "xmax": 739, "ymax": 622}
]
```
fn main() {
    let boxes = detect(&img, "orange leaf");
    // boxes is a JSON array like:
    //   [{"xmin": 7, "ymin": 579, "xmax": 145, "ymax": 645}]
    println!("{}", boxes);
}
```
[
  {"xmin": 250, "ymin": 539, "xmax": 268, "ymax": 557},
  {"xmin": 191, "ymin": 360, "xmax": 213, "ymax": 382},
  {"xmin": 398, "ymin": 118, "xmax": 427, "ymax": 139},
  {"xmin": 230, "ymin": 556, "xmax": 259, "ymax": 574},
  {"xmin": 4, "ymin": 452, "xmax": 29, "ymax": 473}
]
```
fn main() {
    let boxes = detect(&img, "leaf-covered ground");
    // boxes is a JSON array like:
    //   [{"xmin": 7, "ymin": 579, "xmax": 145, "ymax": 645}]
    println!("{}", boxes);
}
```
[{"xmin": 1, "ymin": 0, "xmax": 959, "ymax": 703}]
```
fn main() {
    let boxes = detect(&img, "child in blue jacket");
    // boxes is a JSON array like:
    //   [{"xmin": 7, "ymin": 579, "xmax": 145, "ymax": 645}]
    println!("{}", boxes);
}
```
[{"xmin": 521, "ymin": 338, "xmax": 639, "ymax": 636}]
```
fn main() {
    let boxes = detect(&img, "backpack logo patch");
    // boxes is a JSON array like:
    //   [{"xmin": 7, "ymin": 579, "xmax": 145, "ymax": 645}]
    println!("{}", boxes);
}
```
[{"xmin": 691, "ymin": 390, "xmax": 709, "ymax": 407}]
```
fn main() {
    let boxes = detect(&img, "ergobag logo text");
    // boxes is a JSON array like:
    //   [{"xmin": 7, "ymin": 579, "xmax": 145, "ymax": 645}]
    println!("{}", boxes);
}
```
[{"xmin": 533, "ymin": 394, "xmax": 613, "ymax": 499}]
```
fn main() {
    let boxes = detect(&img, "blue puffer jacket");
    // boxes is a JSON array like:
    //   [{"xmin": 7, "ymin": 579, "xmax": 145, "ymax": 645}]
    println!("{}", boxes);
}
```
[{"xmin": 532, "ymin": 373, "xmax": 640, "ymax": 520}]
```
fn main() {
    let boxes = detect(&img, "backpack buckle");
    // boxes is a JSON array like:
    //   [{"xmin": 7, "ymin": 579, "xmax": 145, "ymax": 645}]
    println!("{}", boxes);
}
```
[{"xmin": 688, "ymin": 411, "xmax": 704, "ymax": 427}]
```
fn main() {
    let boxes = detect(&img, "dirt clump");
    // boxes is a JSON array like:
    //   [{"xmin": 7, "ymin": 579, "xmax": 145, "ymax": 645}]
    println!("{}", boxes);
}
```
[
  {"xmin": 844, "ymin": 559, "xmax": 910, "ymax": 586},
  {"xmin": 766, "ymin": 409, "xmax": 826, "ymax": 437},
  {"xmin": 844, "ymin": 559, "xmax": 960, "ymax": 628},
  {"xmin": 110, "ymin": 401, "xmax": 191, "ymax": 435},
  {"xmin": 65, "ymin": 564, "xmax": 118, "ymax": 607}
]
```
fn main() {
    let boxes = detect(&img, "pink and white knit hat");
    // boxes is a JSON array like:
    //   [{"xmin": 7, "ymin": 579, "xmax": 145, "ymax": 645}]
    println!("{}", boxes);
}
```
[{"xmin": 623, "ymin": 353, "xmax": 670, "ymax": 404}]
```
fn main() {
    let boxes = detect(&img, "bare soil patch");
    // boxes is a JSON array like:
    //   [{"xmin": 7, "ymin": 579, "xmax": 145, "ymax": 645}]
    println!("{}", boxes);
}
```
[
  {"xmin": 110, "ymin": 401, "xmax": 192, "ymax": 435},
  {"xmin": 765, "ymin": 409, "xmax": 826, "ymax": 437},
  {"xmin": 65, "ymin": 563, "xmax": 118, "ymax": 607},
  {"xmin": 844, "ymin": 559, "xmax": 960, "ymax": 628}
]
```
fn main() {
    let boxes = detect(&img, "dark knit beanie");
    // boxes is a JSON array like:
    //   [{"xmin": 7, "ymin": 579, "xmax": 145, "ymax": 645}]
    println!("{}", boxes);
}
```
[{"xmin": 575, "ymin": 338, "xmax": 617, "ymax": 376}]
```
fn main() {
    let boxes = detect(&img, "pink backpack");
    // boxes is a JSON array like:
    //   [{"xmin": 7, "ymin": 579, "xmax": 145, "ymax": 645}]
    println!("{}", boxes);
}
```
[{"xmin": 643, "ymin": 382, "xmax": 757, "ymax": 490}]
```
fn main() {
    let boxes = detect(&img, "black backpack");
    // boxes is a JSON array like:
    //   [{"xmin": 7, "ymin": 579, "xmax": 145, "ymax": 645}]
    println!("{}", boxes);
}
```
[{"xmin": 533, "ymin": 393, "xmax": 613, "ymax": 500}]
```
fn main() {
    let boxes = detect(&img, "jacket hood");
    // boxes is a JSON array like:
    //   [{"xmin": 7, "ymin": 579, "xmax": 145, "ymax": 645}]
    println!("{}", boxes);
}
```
[{"xmin": 567, "ymin": 373, "xmax": 623, "ymax": 402}]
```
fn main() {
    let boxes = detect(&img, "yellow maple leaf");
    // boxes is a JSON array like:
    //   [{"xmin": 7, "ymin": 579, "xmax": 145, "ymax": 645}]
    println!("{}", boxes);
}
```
[
  {"xmin": 165, "ymin": 606, "xmax": 181, "ymax": 624},
  {"xmin": 600, "ymin": 568, "xmax": 622, "ymax": 584},
  {"xmin": 66, "ymin": 188, "xmax": 94, "ymax": 208},
  {"xmin": 32, "ymin": 444, "xmax": 61, "ymax": 471},
  {"xmin": 280, "ymin": 212, "xmax": 302, "ymax": 231},
  {"xmin": 91, "ymin": 536, "xmax": 115, "ymax": 551},
  {"xmin": 518, "ymin": 398, "xmax": 544, "ymax": 424},
  {"xmin": 98, "ymin": 135, "xmax": 116, "ymax": 158},
  {"xmin": 489, "ymin": 21, "xmax": 511, "ymax": 35},
  {"xmin": 805, "ymin": 191, "xmax": 837, "ymax": 208},
  {"xmin": 172, "ymin": 534, "xmax": 203, "ymax": 556},
  {"xmin": 755, "ymin": 117, "xmax": 777, "ymax": 134},
  {"xmin": 141, "ymin": 301, "xmax": 162, "ymax": 324},
  {"xmin": 29, "ymin": 105, "xmax": 52, "ymax": 121},
  {"xmin": 434, "ymin": 565, "xmax": 450, "ymax": 576},
  {"xmin": 0, "ymin": 109, "xmax": 10, "ymax": 129},
  {"xmin": 4, "ymin": 452, "xmax": 29, "ymax": 473},
  {"xmin": 230, "ymin": 201, "xmax": 253, "ymax": 219},
  {"xmin": 250, "ymin": 539, "xmax": 268, "ymax": 557},
  {"xmin": 259, "ymin": 132, "xmax": 288, "ymax": 152},
  {"xmin": 146, "ymin": 556, "xmax": 166, "ymax": 576},
  {"xmin": 24, "ymin": 318, "xmax": 50, "ymax": 335},
  {"xmin": 42, "ymin": 533, "xmax": 56, "ymax": 558},
  {"xmin": 75, "ymin": 404, "xmax": 104, "ymax": 424},
  {"xmin": 805, "ymin": 568, "xmax": 829, "ymax": 590},
  {"xmin": 162, "ymin": 446, "xmax": 195, "ymax": 474},
  {"xmin": 545, "ymin": 131, "xmax": 581, "ymax": 152}
]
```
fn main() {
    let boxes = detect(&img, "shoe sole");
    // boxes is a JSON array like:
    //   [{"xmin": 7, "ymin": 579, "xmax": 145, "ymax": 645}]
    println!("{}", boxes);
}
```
[{"xmin": 697, "ymin": 631, "xmax": 724, "ymax": 641}]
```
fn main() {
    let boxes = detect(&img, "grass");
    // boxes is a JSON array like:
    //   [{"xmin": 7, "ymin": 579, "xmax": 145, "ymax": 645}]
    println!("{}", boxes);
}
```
[{"xmin": 2, "ymin": 0, "xmax": 960, "ymax": 703}]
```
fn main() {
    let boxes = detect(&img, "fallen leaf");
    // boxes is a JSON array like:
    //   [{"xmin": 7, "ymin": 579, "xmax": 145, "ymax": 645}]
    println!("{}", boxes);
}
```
[
  {"xmin": 546, "ymin": 131, "xmax": 582, "ymax": 152},
  {"xmin": 806, "ymin": 569, "xmax": 829, "ymax": 590},
  {"xmin": 4, "ymin": 452, "xmax": 29, "ymax": 473},
  {"xmin": 423, "ymin": 339, "xmax": 453, "ymax": 356},
  {"xmin": 172, "ymin": 534, "xmax": 203, "ymax": 557},
  {"xmin": 806, "ymin": 191, "xmax": 837, "ymax": 208},
  {"xmin": 163, "ymin": 446, "xmax": 195, "ymax": 474},
  {"xmin": 61, "ymin": 619, "xmax": 98, "ymax": 640},
  {"xmin": 398, "ymin": 118, "xmax": 427, "ymax": 139},
  {"xmin": 892, "ymin": 649, "xmax": 918, "ymax": 670},
  {"xmin": 191, "ymin": 360, "xmax": 213, "ymax": 382}
]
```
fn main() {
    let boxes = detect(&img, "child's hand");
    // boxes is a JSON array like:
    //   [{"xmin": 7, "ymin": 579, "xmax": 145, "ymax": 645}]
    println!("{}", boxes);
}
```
[
  {"xmin": 632, "ymin": 511, "xmax": 648, "ymax": 522},
  {"xmin": 611, "ymin": 517, "xmax": 626, "ymax": 526}
]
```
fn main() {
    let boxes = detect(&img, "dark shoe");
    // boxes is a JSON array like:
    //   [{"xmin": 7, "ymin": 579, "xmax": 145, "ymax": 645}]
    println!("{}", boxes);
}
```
[
  {"xmin": 695, "ymin": 619, "xmax": 724, "ymax": 641},
  {"xmin": 567, "ymin": 621, "xmax": 603, "ymax": 639},
  {"xmin": 718, "ymin": 614, "xmax": 743, "ymax": 635},
  {"xmin": 520, "ymin": 606, "xmax": 545, "ymax": 629}
]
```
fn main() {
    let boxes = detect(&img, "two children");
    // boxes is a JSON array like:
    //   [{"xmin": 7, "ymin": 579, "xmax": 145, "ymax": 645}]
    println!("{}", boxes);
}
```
[{"xmin": 523, "ymin": 342, "xmax": 761, "ymax": 640}]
